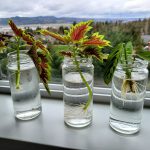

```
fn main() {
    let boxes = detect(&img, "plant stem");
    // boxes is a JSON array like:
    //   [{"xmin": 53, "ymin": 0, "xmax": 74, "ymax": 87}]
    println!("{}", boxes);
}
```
[
  {"xmin": 73, "ymin": 48, "xmax": 92, "ymax": 111},
  {"xmin": 15, "ymin": 37, "xmax": 20, "ymax": 89},
  {"xmin": 121, "ymin": 44, "xmax": 137, "ymax": 95},
  {"xmin": 123, "ymin": 45, "xmax": 131, "ymax": 79}
]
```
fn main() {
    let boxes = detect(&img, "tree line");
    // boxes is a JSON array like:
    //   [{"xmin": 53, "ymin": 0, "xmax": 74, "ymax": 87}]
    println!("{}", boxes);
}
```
[{"xmin": 1, "ymin": 18, "xmax": 150, "ymax": 84}]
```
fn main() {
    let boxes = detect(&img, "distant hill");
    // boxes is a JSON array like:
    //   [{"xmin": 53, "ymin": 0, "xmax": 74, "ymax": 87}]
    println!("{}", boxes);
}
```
[
  {"xmin": 0, "ymin": 16, "xmax": 88, "ymax": 25},
  {"xmin": 0, "ymin": 16, "xmax": 143, "ymax": 25}
]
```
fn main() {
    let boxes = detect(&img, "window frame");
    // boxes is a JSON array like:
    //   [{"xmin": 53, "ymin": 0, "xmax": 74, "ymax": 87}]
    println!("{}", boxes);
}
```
[{"xmin": 0, "ymin": 80, "xmax": 150, "ymax": 107}]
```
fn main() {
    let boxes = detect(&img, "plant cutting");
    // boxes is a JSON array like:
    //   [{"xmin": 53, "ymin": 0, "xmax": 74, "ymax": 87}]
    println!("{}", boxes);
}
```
[
  {"xmin": 40, "ymin": 20, "xmax": 110, "ymax": 109},
  {"xmin": 8, "ymin": 20, "xmax": 51, "ymax": 93},
  {"xmin": 104, "ymin": 41, "xmax": 148, "ymax": 98},
  {"xmin": 40, "ymin": 20, "xmax": 110, "ymax": 127},
  {"xmin": 104, "ymin": 41, "xmax": 148, "ymax": 134},
  {"xmin": 5, "ymin": 20, "xmax": 52, "ymax": 120},
  {"xmin": 104, "ymin": 42, "xmax": 138, "ymax": 96}
]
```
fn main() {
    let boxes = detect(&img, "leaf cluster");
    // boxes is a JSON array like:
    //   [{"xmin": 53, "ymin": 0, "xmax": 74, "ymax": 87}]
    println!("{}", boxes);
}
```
[
  {"xmin": 104, "ymin": 41, "xmax": 134, "ymax": 84},
  {"xmin": 8, "ymin": 20, "xmax": 52, "ymax": 94},
  {"xmin": 40, "ymin": 20, "xmax": 110, "ymax": 63}
]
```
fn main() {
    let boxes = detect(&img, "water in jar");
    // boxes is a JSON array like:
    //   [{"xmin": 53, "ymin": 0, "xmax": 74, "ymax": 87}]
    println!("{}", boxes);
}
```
[
  {"xmin": 8, "ymin": 60, "xmax": 41, "ymax": 120},
  {"xmin": 110, "ymin": 70, "xmax": 147, "ymax": 134},
  {"xmin": 63, "ymin": 72, "xmax": 93, "ymax": 128}
]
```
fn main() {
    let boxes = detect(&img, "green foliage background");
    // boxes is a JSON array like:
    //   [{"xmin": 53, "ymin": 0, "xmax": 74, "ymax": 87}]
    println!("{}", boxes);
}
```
[{"xmin": 1, "ymin": 18, "xmax": 150, "ymax": 86}]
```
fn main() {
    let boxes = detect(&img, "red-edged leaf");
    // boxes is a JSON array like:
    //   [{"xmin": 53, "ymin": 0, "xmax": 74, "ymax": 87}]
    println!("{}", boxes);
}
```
[
  {"xmin": 83, "ymin": 46, "xmax": 108, "ymax": 62},
  {"xmin": 22, "ymin": 32, "xmax": 49, "ymax": 55},
  {"xmin": 59, "ymin": 51, "xmax": 73, "ymax": 57},
  {"xmin": 36, "ymin": 40, "xmax": 49, "ymax": 54},
  {"xmin": 69, "ymin": 20, "xmax": 93, "ymax": 42},
  {"xmin": 37, "ymin": 51, "xmax": 51, "ymax": 94},
  {"xmin": 83, "ymin": 33, "xmax": 110, "ymax": 47},
  {"xmin": 22, "ymin": 32, "xmax": 35, "ymax": 45},
  {"xmin": 83, "ymin": 47, "xmax": 100, "ymax": 59},
  {"xmin": 28, "ymin": 45, "xmax": 51, "ymax": 94},
  {"xmin": 28, "ymin": 45, "xmax": 41, "ymax": 73},
  {"xmin": 40, "ymin": 30, "xmax": 66, "ymax": 43},
  {"xmin": 83, "ymin": 38, "xmax": 107, "ymax": 46},
  {"xmin": 9, "ymin": 20, "xmax": 50, "ymax": 56},
  {"xmin": 9, "ymin": 19, "xmax": 52, "ymax": 94},
  {"xmin": 8, "ymin": 20, "xmax": 23, "ymax": 37}
]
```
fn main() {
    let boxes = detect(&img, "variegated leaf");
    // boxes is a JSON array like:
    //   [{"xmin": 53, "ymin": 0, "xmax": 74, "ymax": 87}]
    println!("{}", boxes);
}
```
[
  {"xmin": 83, "ymin": 32, "xmax": 110, "ymax": 47},
  {"xmin": 82, "ymin": 46, "xmax": 108, "ymax": 62},
  {"xmin": 36, "ymin": 40, "xmax": 50, "ymax": 54},
  {"xmin": 40, "ymin": 30, "xmax": 66, "ymax": 43},
  {"xmin": 69, "ymin": 20, "xmax": 93, "ymax": 42},
  {"xmin": 8, "ymin": 20, "xmax": 23, "ymax": 37},
  {"xmin": 59, "ymin": 51, "xmax": 73, "ymax": 57},
  {"xmin": 21, "ymin": 32, "xmax": 35, "ymax": 45},
  {"xmin": 9, "ymin": 20, "xmax": 52, "ymax": 94},
  {"xmin": 28, "ymin": 45, "xmax": 51, "ymax": 94}
]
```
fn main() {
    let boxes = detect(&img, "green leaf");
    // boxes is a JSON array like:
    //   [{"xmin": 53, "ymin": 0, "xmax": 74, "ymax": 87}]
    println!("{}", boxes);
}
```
[
  {"xmin": 121, "ymin": 41, "xmax": 133, "ymax": 63},
  {"xmin": 125, "ymin": 41, "xmax": 133, "ymax": 55},
  {"xmin": 137, "ymin": 51, "xmax": 150, "ymax": 61},
  {"xmin": 103, "ymin": 43, "xmax": 123, "ymax": 84}
]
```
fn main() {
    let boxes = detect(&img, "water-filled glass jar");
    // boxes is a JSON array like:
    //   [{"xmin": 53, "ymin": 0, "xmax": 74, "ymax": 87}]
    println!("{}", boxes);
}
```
[
  {"xmin": 62, "ymin": 57, "xmax": 94, "ymax": 128},
  {"xmin": 7, "ymin": 51, "xmax": 41, "ymax": 120},
  {"xmin": 109, "ymin": 58, "xmax": 148, "ymax": 134}
]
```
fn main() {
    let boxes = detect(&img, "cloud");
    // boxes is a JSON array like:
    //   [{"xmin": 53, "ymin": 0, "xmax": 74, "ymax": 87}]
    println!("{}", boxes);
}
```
[{"xmin": 0, "ymin": 0, "xmax": 149, "ymax": 18}]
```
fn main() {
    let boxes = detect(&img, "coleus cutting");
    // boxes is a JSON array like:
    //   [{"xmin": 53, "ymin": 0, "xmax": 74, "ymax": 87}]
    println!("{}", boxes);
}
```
[
  {"xmin": 8, "ymin": 20, "xmax": 51, "ymax": 94},
  {"xmin": 40, "ymin": 20, "xmax": 110, "ymax": 110}
]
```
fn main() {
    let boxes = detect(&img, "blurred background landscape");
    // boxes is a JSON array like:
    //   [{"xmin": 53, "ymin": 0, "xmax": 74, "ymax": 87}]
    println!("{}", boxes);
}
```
[{"xmin": 0, "ymin": 0, "xmax": 150, "ymax": 88}]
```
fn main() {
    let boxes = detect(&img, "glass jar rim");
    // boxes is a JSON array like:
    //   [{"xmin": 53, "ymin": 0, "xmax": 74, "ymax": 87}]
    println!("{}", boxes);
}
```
[
  {"xmin": 7, "ymin": 50, "xmax": 33, "ymax": 67},
  {"xmin": 117, "ymin": 58, "xmax": 148, "ymax": 70},
  {"xmin": 63, "ymin": 56, "xmax": 92, "ymax": 64},
  {"xmin": 7, "ymin": 50, "xmax": 28, "ymax": 58}
]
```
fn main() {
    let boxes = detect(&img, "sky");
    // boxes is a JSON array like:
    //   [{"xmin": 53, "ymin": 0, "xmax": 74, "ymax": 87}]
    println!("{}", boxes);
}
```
[{"xmin": 0, "ymin": 0, "xmax": 150, "ymax": 18}]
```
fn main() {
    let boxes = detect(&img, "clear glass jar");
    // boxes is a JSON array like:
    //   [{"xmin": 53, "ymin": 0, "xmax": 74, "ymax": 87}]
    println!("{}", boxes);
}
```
[
  {"xmin": 7, "ymin": 51, "xmax": 41, "ymax": 120},
  {"xmin": 109, "ymin": 58, "xmax": 148, "ymax": 134},
  {"xmin": 62, "ymin": 57, "xmax": 94, "ymax": 128}
]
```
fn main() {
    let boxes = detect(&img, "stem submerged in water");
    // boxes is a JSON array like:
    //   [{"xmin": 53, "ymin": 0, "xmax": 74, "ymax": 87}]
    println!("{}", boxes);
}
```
[
  {"xmin": 123, "ymin": 44, "xmax": 131, "ymax": 79},
  {"xmin": 121, "ymin": 44, "xmax": 137, "ymax": 97},
  {"xmin": 15, "ymin": 37, "xmax": 21, "ymax": 89},
  {"xmin": 73, "ymin": 49, "xmax": 92, "ymax": 111}
]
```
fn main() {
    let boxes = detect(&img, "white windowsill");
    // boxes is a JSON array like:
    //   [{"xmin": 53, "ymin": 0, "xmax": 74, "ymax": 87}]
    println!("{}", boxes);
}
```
[
  {"xmin": 0, "ymin": 80, "xmax": 150, "ymax": 107},
  {"xmin": 0, "ymin": 93, "xmax": 150, "ymax": 150}
]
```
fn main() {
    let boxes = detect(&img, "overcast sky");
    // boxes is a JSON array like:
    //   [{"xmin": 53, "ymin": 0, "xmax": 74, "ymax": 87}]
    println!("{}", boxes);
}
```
[{"xmin": 0, "ymin": 0, "xmax": 150, "ymax": 18}]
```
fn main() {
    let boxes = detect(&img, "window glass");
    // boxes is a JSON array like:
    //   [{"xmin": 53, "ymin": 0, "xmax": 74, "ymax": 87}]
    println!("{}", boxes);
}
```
[{"xmin": 0, "ymin": 0, "xmax": 150, "ymax": 90}]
